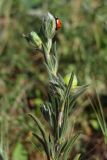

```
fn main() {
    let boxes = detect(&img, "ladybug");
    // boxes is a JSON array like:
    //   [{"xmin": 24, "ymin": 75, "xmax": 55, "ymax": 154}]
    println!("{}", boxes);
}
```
[{"xmin": 55, "ymin": 17, "xmax": 62, "ymax": 30}]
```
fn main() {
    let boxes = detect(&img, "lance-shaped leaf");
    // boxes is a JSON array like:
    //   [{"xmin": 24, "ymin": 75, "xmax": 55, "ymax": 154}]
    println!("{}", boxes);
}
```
[
  {"xmin": 62, "ymin": 133, "xmax": 80, "ymax": 160},
  {"xmin": 63, "ymin": 72, "xmax": 74, "ymax": 102},
  {"xmin": 33, "ymin": 133, "xmax": 50, "ymax": 160},
  {"xmin": 58, "ymin": 72, "xmax": 74, "ymax": 127},
  {"xmin": 64, "ymin": 73, "xmax": 78, "ymax": 90},
  {"xmin": 72, "ymin": 84, "xmax": 88, "ymax": 100},
  {"xmin": 28, "ymin": 114, "xmax": 50, "ymax": 160},
  {"xmin": 55, "ymin": 141, "xmax": 68, "ymax": 159}
]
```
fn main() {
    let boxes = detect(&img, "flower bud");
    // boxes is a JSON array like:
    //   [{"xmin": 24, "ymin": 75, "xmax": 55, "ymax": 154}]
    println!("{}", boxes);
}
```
[
  {"xmin": 30, "ymin": 31, "xmax": 42, "ymax": 48},
  {"xmin": 42, "ymin": 12, "xmax": 56, "ymax": 39},
  {"xmin": 24, "ymin": 31, "xmax": 42, "ymax": 49}
]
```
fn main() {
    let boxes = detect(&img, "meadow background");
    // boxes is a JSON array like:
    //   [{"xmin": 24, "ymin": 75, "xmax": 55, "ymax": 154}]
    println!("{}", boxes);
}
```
[{"xmin": 0, "ymin": 0, "xmax": 107, "ymax": 159}]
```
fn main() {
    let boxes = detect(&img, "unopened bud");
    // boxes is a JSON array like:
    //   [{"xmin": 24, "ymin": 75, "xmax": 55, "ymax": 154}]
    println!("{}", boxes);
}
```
[
  {"xmin": 23, "ymin": 31, "xmax": 42, "ymax": 49},
  {"xmin": 42, "ymin": 12, "xmax": 56, "ymax": 39}
]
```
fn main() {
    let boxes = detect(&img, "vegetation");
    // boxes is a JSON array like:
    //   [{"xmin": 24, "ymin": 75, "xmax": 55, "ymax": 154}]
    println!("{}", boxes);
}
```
[
  {"xmin": 0, "ymin": 0, "xmax": 107, "ymax": 160},
  {"xmin": 25, "ymin": 12, "xmax": 87, "ymax": 160}
]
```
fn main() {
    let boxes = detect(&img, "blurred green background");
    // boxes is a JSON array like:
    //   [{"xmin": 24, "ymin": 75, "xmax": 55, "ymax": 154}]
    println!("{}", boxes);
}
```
[{"xmin": 0, "ymin": 0, "xmax": 107, "ymax": 160}]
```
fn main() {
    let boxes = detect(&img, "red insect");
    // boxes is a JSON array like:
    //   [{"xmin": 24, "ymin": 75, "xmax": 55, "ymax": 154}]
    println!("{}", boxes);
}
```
[{"xmin": 55, "ymin": 17, "xmax": 62, "ymax": 30}]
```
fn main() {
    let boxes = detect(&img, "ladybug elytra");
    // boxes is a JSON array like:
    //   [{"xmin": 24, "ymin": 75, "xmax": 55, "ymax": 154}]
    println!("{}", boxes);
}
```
[{"xmin": 55, "ymin": 17, "xmax": 62, "ymax": 30}]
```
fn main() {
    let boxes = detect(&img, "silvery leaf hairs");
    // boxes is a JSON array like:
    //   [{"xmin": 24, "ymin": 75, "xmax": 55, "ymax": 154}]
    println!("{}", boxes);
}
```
[{"xmin": 24, "ymin": 12, "xmax": 87, "ymax": 160}]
